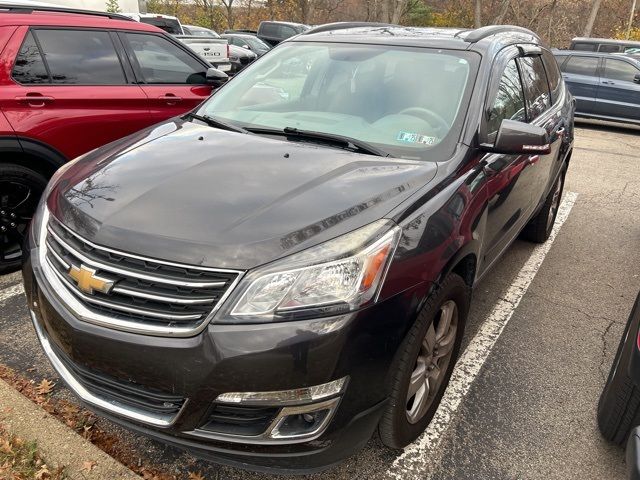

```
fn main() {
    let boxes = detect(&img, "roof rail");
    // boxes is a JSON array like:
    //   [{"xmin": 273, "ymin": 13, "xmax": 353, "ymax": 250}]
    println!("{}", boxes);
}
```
[
  {"xmin": 304, "ymin": 22, "xmax": 397, "ymax": 35},
  {"xmin": 0, "ymin": 3, "xmax": 135, "ymax": 21},
  {"xmin": 459, "ymin": 25, "xmax": 539, "ymax": 43}
]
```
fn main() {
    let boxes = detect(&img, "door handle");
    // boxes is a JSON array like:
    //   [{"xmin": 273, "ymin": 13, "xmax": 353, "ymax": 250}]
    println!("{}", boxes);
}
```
[
  {"xmin": 159, "ymin": 94, "xmax": 182, "ymax": 105},
  {"xmin": 527, "ymin": 155, "xmax": 540, "ymax": 165},
  {"xmin": 15, "ymin": 94, "xmax": 55, "ymax": 107}
]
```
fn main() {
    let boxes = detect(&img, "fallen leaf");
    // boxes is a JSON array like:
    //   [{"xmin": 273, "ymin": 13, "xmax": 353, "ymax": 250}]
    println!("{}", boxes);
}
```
[
  {"xmin": 36, "ymin": 379, "xmax": 55, "ymax": 395},
  {"xmin": 81, "ymin": 460, "xmax": 97, "ymax": 472},
  {"xmin": 1, "ymin": 407, "xmax": 13, "ymax": 414},
  {"xmin": 35, "ymin": 464, "xmax": 51, "ymax": 479},
  {"xmin": 0, "ymin": 439, "xmax": 12, "ymax": 454},
  {"xmin": 188, "ymin": 472, "xmax": 206, "ymax": 480}
]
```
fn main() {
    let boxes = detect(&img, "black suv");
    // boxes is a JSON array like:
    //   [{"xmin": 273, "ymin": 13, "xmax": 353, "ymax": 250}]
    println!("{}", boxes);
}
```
[{"xmin": 23, "ymin": 24, "xmax": 574, "ymax": 472}]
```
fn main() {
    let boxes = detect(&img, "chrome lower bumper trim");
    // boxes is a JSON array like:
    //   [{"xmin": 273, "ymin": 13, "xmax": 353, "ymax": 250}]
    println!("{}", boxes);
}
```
[{"xmin": 29, "ymin": 310, "xmax": 185, "ymax": 428}]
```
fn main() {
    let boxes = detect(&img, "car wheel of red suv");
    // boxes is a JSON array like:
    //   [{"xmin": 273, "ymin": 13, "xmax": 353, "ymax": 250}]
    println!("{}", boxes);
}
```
[{"xmin": 0, "ymin": 164, "xmax": 47, "ymax": 274}]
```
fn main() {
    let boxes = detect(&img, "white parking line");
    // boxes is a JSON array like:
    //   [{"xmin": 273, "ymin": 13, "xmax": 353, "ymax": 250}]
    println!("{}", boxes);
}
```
[
  {"xmin": 0, "ymin": 283, "xmax": 25, "ymax": 304},
  {"xmin": 386, "ymin": 191, "xmax": 578, "ymax": 479}
]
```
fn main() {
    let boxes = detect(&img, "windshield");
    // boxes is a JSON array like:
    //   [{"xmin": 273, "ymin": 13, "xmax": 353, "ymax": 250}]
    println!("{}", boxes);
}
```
[
  {"xmin": 198, "ymin": 42, "xmax": 478, "ymax": 160},
  {"xmin": 191, "ymin": 28, "xmax": 220, "ymax": 38},
  {"xmin": 140, "ymin": 17, "xmax": 182, "ymax": 35}
]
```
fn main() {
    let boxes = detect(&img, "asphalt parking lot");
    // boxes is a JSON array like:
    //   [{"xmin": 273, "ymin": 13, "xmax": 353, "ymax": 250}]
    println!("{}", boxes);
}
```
[{"xmin": 1, "ymin": 120, "xmax": 639, "ymax": 480}]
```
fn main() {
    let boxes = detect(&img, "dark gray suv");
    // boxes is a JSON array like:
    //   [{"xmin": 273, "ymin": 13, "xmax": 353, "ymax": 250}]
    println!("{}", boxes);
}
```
[
  {"xmin": 554, "ymin": 50, "xmax": 640, "ymax": 125},
  {"xmin": 24, "ymin": 23, "xmax": 574, "ymax": 473}
]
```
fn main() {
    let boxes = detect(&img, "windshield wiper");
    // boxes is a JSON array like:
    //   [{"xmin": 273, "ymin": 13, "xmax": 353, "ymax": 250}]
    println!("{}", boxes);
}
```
[
  {"xmin": 245, "ymin": 126, "xmax": 391, "ymax": 158},
  {"xmin": 187, "ymin": 113, "xmax": 250, "ymax": 134}
]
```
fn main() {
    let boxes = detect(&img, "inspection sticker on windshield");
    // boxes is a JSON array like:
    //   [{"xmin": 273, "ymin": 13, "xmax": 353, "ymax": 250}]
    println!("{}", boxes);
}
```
[{"xmin": 396, "ymin": 131, "xmax": 439, "ymax": 145}]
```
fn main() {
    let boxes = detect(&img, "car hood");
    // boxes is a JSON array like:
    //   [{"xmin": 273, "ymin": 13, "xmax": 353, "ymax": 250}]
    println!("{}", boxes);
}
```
[{"xmin": 49, "ymin": 119, "xmax": 438, "ymax": 270}]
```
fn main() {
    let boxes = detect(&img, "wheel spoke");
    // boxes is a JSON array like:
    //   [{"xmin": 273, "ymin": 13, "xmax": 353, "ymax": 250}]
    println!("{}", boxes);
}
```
[
  {"xmin": 407, "ymin": 382, "xmax": 427, "ymax": 422},
  {"xmin": 423, "ymin": 323, "xmax": 436, "ymax": 353},
  {"xmin": 407, "ymin": 359, "xmax": 426, "ymax": 400},
  {"xmin": 436, "ymin": 301, "xmax": 455, "ymax": 341}
]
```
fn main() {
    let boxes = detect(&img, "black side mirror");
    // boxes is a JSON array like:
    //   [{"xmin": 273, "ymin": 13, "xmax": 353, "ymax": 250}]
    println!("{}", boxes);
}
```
[
  {"xmin": 483, "ymin": 119, "xmax": 551, "ymax": 155},
  {"xmin": 634, "ymin": 73, "xmax": 640, "ymax": 84},
  {"xmin": 206, "ymin": 67, "xmax": 229, "ymax": 88}
]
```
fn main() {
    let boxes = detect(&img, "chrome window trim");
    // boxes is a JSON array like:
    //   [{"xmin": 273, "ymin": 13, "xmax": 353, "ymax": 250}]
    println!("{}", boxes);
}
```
[{"xmin": 30, "ymin": 310, "xmax": 187, "ymax": 427}]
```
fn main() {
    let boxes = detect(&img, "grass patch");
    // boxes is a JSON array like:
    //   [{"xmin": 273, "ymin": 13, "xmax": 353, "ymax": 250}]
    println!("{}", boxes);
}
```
[{"xmin": 0, "ymin": 423, "xmax": 65, "ymax": 479}]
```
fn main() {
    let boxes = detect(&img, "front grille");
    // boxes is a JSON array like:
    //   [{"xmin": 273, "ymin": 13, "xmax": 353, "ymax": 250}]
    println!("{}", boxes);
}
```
[
  {"xmin": 200, "ymin": 404, "xmax": 279, "ymax": 436},
  {"xmin": 52, "ymin": 342, "xmax": 185, "ymax": 418},
  {"xmin": 43, "ymin": 214, "xmax": 241, "ymax": 333}
]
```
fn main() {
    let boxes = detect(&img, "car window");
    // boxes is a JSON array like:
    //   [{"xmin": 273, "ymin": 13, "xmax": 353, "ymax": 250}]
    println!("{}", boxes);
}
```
[
  {"xmin": 200, "ymin": 42, "xmax": 478, "ymax": 161},
  {"xmin": 541, "ymin": 49, "xmax": 562, "ymax": 104},
  {"xmin": 562, "ymin": 56, "xmax": 599, "ymax": 76},
  {"xmin": 260, "ymin": 23, "xmax": 278, "ymax": 37},
  {"xmin": 599, "ymin": 44, "xmax": 621, "ymax": 53},
  {"xmin": 603, "ymin": 58, "xmax": 640, "ymax": 82},
  {"xmin": 31, "ymin": 29, "xmax": 125, "ymax": 85},
  {"xmin": 572, "ymin": 42, "xmax": 597, "ymax": 52},
  {"xmin": 487, "ymin": 59, "xmax": 526, "ymax": 139},
  {"xmin": 125, "ymin": 33, "xmax": 207, "ymax": 84},
  {"xmin": 138, "ymin": 17, "xmax": 182, "ymax": 35},
  {"xmin": 518, "ymin": 56, "xmax": 552, "ymax": 121},
  {"xmin": 12, "ymin": 31, "xmax": 49, "ymax": 84}
]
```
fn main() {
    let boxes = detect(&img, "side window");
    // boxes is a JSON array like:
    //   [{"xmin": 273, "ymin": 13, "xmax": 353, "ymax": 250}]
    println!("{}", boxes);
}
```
[
  {"xmin": 541, "ymin": 49, "xmax": 562, "ymax": 104},
  {"xmin": 603, "ymin": 59, "xmax": 640, "ymax": 83},
  {"xmin": 487, "ymin": 59, "xmax": 527, "ymax": 139},
  {"xmin": 518, "ymin": 56, "xmax": 552, "ymax": 122},
  {"xmin": 125, "ymin": 33, "xmax": 207, "ymax": 84},
  {"xmin": 562, "ymin": 56, "xmax": 599, "ymax": 76},
  {"xmin": 573, "ymin": 42, "xmax": 597, "ymax": 52},
  {"xmin": 599, "ymin": 44, "xmax": 621, "ymax": 53},
  {"xmin": 33, "ymin": 29, "xmax": 126, "ymax": 85},
  {"xmin": 12, "ymin": 31, "xmax": 49, "ymax": 84}
]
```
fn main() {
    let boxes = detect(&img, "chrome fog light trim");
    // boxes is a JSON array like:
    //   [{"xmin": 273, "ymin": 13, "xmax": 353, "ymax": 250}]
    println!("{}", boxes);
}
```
[
  {"xmin": 189, "ymin": 397, "xmax": 341, "ymax": 445},
  {"xmin": 215, "ymin": 377, "xmax": 347, "ymax": 406}
]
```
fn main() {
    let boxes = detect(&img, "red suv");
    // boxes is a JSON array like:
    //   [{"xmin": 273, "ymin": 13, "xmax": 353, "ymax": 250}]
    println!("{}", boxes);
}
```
[{"xmin": 0, "ymin": 4, "xmax": 222, "ymax": 272}]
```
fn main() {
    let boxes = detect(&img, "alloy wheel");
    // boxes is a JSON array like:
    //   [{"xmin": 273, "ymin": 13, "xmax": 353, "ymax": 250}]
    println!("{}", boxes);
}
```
[
  {"xmin": 406, "ymin": 300, "xmax": 459, "ymax": 424},
  {"xmin": 0, "ymin": 180, "xmax": 39, "ymax": 264}
]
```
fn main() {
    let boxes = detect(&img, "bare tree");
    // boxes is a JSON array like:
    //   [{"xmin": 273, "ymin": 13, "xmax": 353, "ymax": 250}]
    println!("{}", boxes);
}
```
[
  {"xmin": 583, "ymin": 0, "xmax": 602, "ymax": 37},
  {"xmin": 474, "ymin": 0, "xmax": 482, "ymax": 28},
  {"xmin": 220, "ymin": 0, "xmax": 235, "ymax": 28},
  {"xmin": 626, "ymin": 0, "xmax": 638, "ymax": 39},
  {"xmin": 493, "ymin": 0, "xmax": 511, "ymax": 24}
]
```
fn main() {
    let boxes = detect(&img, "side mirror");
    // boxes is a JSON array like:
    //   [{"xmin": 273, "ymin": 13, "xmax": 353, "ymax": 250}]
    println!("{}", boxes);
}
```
[
  {"xmin": 206, "ymin": 67, "xmax": 229, "ymax": 88},
  {"xmin": 242, "ymin": 44, "xmax": 251, "ymax": 50},
  {"xmin": 483, "ymin": 119, "xmax": 551, "ymax": 155},
  {"xmin": 634, "ymin": 73, "xmax": 640, "ymax": 84}
]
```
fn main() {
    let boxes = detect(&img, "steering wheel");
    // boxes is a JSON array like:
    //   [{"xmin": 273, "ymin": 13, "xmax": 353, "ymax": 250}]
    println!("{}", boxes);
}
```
[{"xmin": 397, "ymin": 107, "xmax": 449, "ymax": 134}]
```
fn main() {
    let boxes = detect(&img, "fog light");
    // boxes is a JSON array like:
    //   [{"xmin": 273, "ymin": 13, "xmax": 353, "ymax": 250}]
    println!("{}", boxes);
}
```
[{"xmin": 215, "ymin": 377, "xmax": 347, "ymax": 406}]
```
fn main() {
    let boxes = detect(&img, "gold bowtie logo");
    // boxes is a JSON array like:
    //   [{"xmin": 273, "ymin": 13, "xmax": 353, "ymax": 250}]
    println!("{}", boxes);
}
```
[{"xmin": 68, "ymin": 264, "xmax": 114, "ymax": 295}]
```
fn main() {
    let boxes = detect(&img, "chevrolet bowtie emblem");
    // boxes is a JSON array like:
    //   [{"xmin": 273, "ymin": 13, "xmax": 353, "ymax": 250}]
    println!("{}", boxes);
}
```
[{"xmin": 68, "ymin": 264, "xmax": 114, "ymax": 295}]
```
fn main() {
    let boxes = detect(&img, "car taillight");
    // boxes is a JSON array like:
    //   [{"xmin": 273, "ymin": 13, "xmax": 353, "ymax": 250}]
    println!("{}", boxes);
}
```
[{"xmin": 227, "ymin": 43, "xmax": 230, "ymax": 58}]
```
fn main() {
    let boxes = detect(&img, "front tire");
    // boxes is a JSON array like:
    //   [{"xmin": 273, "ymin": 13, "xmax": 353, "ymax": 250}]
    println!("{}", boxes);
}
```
[
  {"xmin": 378, "ymin": 273, "xmax": 469, "ymax": 448},
  {"xmin": 598, "ymin": 294, "xmax": 640, "ymax": 445},
  {"xmin": 0, "ymin": 164, "xmax": 48, "ymax": 274}
]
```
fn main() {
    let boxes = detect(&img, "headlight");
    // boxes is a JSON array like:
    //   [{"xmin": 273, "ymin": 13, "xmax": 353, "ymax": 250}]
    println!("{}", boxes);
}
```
[{"xmin": 217, "ymin": 219, "xmax": 401, "ymax": 323}]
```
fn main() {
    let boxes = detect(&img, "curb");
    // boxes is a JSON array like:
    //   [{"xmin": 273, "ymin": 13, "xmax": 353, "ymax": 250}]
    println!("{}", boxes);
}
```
[{"xmin": 0, "ymin": 377, "xmax": 139, "ymax": 480}]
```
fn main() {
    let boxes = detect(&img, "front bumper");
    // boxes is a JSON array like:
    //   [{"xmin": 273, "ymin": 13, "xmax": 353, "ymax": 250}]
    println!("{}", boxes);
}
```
[{"xmin": 23, "ymin": 243, "xmax": 429, "ymax": 473}]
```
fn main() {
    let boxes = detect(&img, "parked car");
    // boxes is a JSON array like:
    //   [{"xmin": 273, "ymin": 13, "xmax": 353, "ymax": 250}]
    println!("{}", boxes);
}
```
[
  {"xmin": 122, "ymin": 12, "xmax": 184, "ymax": 35},
  {"xmin": 23, "ymin": 23, "xmax": 574, "ymax": 472},
  {"xmin": 598, "ymin": 292, "xmax": 640, "ymax": 480},
  {"xmin": 174, "ymin": 34, "xmax": 232, "ymax": 73},
  {"xmin": 554, "ymin": 51, "xmax": 640, "ymax": 125},
  {"xmin": 570, "ymin": 37, "xmax": 640, "ymax": 53},
  {"xmin": 228, "ymin": 43, "xmax": 257, "ymax": 74},
  {"xmin": 182, "ymin": 24, "xmax": 218, "ymax": 37},
  {"xmin": 222, "ymin": 32, "xmax": 271, "ymax": 57},
  {"xmin": 0, "ymin": 4, "xmax": 227, "ymax": 273},
  {"xmin": 257, "ymin": 20, "xmax": 309, "ymax": 46}
]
